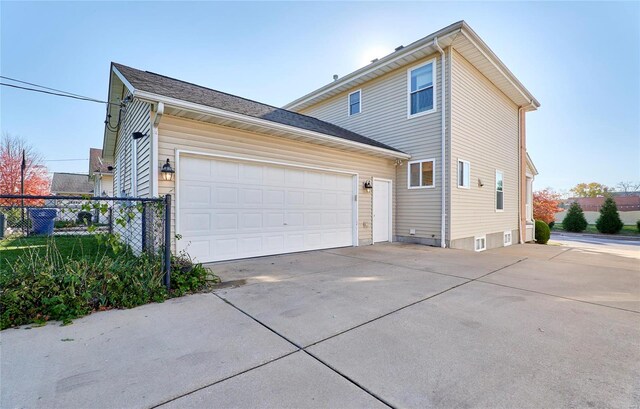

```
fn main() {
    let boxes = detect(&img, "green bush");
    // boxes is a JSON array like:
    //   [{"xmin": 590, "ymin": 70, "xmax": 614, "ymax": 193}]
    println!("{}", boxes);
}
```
[
  {"xmin": 535, "ymin": 220, "xmax": 550, "ymax": 244},
  {"xmin": 0, "ymin": 240, "xmax": 215, "ymax": 329},
  {"xmin": 548, "ymin": 221, "xmax": 555, "ymax": 229},
  {"xmin": 562, "ymin": 202, "xmax": 588, "ymax": 232},
  {"xmin": 54, "ymin": 220, "xmax": 76, "ymax": 229},
  {"xmin": 595, "ymin": 197, "xmax": 624, "ymax": 234},
  {"xmin": 637, "ymin": 220, "xmax": 640, "ymax": 233}
]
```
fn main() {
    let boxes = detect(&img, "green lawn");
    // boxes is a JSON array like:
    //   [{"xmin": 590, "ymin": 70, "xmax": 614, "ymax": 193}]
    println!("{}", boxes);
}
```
[
  {"xmin": 551, "ymin": 224, "xmax": 640, "ymax": 236},
  {"xmin": 0, "ymin": 235, "xmax": 111, "ymax": 268}
]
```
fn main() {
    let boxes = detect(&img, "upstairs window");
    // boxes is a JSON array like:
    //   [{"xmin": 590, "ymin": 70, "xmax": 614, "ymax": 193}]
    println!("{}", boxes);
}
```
[
  {"xmin": 496, "ymin": 171, "xmax": 504, "ymax": 211},
  {"xmin": 408, "ymin": 61, "xmax": 435, "ymax": 117},
  {"xmin": 408, "ymin": 159, "xmax": 435, "ymax": 189},
  {"xmin": 458, "ymin": 160, "xmax": 470, "ymax": 189},
  {"xmin": 348, "ymin": 90, "xmax": 361, "ymax": 116}
]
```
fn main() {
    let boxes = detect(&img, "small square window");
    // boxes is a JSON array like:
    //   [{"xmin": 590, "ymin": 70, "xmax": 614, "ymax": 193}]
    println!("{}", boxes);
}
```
[
  {"xmin": 408, "ymin": 159, "xmax": 435, "ymax": 189},
  {"xmin": 458, "ymin": 160, "xmax": 470, "ymax": 188},
  {"xmin": 475, "ymin": 236, "xmax": 486, "ymax": 252},
  {"xmin": 348, "ymin": 90, "xmax": 361, "ymax": 116},
  {"xmin": 504, "ymin": 230, "xmax": 512, "ymax": 246}
]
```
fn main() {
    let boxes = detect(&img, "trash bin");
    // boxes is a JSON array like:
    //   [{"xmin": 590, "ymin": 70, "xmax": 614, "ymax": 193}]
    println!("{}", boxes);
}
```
[{"xmin": 28, "ymin": 208, "xmax": 57, "ymax": 236}]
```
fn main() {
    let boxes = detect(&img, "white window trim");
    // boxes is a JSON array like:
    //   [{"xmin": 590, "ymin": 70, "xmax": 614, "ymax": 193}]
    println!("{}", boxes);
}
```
[
  {"xmin": 407, "ymin": 58, "xmax": 437, "ymax": 119},
  {"xmin": 347, "ymin": 89, "xmax": 362, "ymax": 116},
  {"xmin": 495, "ymin": 169, "xmax": 504, "ymax": 212},
  {"xmin": 407, "ymin": 158, "xmax": 436, "ymax": 189},
  {"xmin": 504, "ymin": 230, "xmax": 512, "ymax": 246},
  {"xmin": 474, "ymin": 235, "xmax": 487, "ymax": 252},
  {"xmin": 457, "ymin": 159, "xmax": 470, "ymax": 189}
]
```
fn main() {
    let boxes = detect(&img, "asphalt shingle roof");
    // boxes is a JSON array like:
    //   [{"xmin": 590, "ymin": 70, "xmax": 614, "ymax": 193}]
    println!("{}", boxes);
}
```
[
  {"xmin": 51, "ymin": 173, "xmax": 93, "ymax": 195},
  {"xmin": 89, "ymin": 148, "xmax": 113, "ymax": 175},
  {"xmin": 112, "ymin": 63, "xmax": 404, "ymax": 154}
]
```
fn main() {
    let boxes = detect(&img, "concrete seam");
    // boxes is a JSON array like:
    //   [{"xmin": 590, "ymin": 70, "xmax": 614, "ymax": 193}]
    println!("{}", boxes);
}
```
[
  {"xmin": 210, "ymin": 293, "xmax": 395, "ymax": 409},
  {"xmin": 475, "ymin": 280, "xmax": 640, "ymax": 314},
  {"xmin": 150, "ymin": 351, "xmax": 298, "ymax": 408}
]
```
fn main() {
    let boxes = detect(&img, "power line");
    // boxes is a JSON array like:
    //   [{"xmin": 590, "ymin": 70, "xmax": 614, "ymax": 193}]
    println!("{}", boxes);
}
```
[
  {"xmin": 0, "ymin": 82, "xmax": 121, "ymax": 106},
  {"xmin": 43, "ymin": 158, "xmax": 89, "ymax": 162},
  {"xmin": 0, "ymin": 75, "xmax": 94, "ymax": 99}
]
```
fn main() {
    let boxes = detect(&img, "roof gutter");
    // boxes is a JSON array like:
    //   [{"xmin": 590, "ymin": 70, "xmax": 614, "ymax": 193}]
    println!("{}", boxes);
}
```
[{"xmin": 134, "ymin": 90, "xmax": 411, "ymax": 160}]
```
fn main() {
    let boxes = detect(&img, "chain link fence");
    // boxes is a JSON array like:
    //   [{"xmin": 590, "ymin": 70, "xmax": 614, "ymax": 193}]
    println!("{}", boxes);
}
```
[{"xmin": 0, "ymin": 194, "xmax": 172, "ymax": 287}]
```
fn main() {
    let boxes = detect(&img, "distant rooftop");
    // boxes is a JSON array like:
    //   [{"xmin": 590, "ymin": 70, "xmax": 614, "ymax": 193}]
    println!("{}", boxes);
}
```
[{"xmin": 51, "ymin": 172, "xmax": 93, "ymax": 195}]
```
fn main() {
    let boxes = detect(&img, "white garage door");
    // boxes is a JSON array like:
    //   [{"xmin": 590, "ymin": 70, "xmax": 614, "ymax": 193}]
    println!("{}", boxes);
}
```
[{"xmin": 178, "ymin": 155, "xmax": 355, "ymax": 262}]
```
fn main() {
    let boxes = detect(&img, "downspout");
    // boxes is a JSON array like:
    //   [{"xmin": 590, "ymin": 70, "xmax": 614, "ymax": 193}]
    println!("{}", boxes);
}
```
[
  {"xmin": 434, "ymin": 37, "xmax": 446, "ymax": 248},
  {"xmin": 518, "ymin": 100, "xmax": 535, "ymax": 244},
  {"xmin": 152, "ymin": 102, "xmax": 164, "ymax": 197},
  {"xmin": 518, "ymin": 106, "xmax": 523, "ymax": 244}
]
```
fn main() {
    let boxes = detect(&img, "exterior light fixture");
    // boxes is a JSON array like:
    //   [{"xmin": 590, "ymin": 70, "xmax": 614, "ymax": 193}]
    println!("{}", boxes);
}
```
[
  {"xmin": 363, "ymin": 180, "xmax": 373, "ymax": 192},
  {"xmin": 161, "ymin": 158, "xmax": 175, "ymax": 181},
  {"xmin": 132, "ymin": 132, "xmax": 147, "ymax": 140}
]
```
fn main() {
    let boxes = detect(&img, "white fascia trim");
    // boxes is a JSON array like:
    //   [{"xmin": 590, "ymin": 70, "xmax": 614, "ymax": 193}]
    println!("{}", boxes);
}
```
[
  {"xmin": 460, "ymin": 28, "xmax": 539, "ymax": 109},
  {"xmin": 134, "ymin": 90, "xmax": 410, "ymax": 160},
  {"xmin": 283, "ymin": 24, "xmax": 462, "ymax": 110},
  {"xmin": 112, "ymin": 66, "xmax": 136, "ymax": 94}
]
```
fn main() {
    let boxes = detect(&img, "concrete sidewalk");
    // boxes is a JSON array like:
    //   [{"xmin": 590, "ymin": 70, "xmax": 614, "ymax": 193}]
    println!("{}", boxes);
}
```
[{"xmin": 2, "ymin": 243, "xmax": 639, "ymax": 408}]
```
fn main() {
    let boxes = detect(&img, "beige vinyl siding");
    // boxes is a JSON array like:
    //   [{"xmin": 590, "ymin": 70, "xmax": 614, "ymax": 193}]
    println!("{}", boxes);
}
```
[
  {"xmin": 449, "ymin": 49, "xmax": 519, "ymax": 243},
  {"xmin": 299, "ymin": 52, "xmax": 446, "ymax": 242},
  {"xmin": 113, "ymin": 97, "xmax": 152, "ymax": 197},
  {"xmin": 157, "ymin": 115, "xmax": 396, "ymax": 251}
]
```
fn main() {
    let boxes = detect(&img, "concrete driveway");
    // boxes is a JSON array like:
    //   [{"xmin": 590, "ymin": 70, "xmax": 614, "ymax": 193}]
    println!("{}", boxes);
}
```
[{"xmin": 2, "ymin": 243, "xmax": 639, "ymax": 408}]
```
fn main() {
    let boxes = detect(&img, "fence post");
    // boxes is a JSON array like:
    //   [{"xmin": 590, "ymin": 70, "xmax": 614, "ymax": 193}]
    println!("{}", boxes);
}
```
[{"xmin": 163, "ymin": 194, "xmax": 171, "ymax": 290}]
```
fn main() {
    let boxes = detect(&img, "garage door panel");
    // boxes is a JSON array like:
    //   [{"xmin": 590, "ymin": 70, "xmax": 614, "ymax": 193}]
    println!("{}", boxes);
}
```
[{"xmin": 179, "ymin": 156, "xmax": 354, "ymax": 262}]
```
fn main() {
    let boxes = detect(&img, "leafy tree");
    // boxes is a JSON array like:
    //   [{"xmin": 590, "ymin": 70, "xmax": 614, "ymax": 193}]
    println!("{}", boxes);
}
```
[
  {"xmin": 535, "ymin": 220, "xmax": 550, "ymax": 244},
  {"xmin": 533, "ymin": 189, "xmax": 561, "ymax": 224},
  {"xmin": 570, "ymin": 182, "xmax": 611, "ymax": 198},
  {"xmin": 0, "ymin": 132, "xmax": 50, "ymax": 204},
  {"xmin": 562, "ymin": 202, "xmax": 588, "ymax": 232},
  {"xmin": 595, "ymin": 197, "xmax": 624, "ymax": 234}
]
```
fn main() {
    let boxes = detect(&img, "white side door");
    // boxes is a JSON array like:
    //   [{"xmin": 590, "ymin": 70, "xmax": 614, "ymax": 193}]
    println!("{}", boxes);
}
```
[{"xmin": 373, "ymin": 179, "xmax": 391, "ymax": 243}]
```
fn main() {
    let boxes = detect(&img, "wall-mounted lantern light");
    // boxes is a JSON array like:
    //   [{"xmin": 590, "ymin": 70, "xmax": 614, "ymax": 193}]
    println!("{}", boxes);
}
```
[
  {"xmin": 132, "ymin": 132, "xmax": 148, "ymax": 140},
  {"xmin": 363, "ymin": 180, "xmax": 373, "ymax": 193},
  {"xmin": 161, "ymin": 158, "xmax": 175, "ymax": 181},
  {"xmin": 478, "ymin": 178, "xmax": 484, "ymax": 188}
]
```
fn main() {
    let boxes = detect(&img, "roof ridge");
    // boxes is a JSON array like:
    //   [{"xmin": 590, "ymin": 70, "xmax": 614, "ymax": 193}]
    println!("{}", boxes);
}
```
[{"xmin": 111, "ymin": 62, "xmax": 405, "ymax": 154}]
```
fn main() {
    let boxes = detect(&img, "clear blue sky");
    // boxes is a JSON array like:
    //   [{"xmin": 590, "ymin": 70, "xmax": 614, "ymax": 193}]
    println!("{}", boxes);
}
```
[{"xmin": 1, "ymin": 1, "xmax": 638, "ymax": 192}]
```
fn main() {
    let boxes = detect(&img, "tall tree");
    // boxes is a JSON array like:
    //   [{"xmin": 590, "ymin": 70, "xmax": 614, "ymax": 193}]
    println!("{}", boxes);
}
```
[
  {"xmin": 570, "ymin": 182, "xmax": 611, "ymax": 198},
  {"xmin": 615, "ymin": 181, "xmax": 640, "ymax": 195},
  {"xmin": 0, "ymin": 132, "xmax": 50, "ymax": 202},
  {"xmin": 533, "ymin": 189, "xmax": 561, "ymax": 225}
]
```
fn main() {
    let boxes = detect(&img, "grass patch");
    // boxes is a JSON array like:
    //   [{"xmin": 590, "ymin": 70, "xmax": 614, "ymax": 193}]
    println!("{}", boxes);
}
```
[
  {"xmin": 552, "ymin": 224, "xmax": 639, "ymax": 236},
  {"xmin": 0, "ymin": 235, "xmax": 109, "ymax": 268},
  {"xmin": 0, "ymin": 235, "xmax": 218, "ymax": 329}
]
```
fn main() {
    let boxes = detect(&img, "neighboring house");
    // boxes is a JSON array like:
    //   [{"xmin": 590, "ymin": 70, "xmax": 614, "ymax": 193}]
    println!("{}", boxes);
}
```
[
  {"xmin": 102, "ymin": 20, "xmax": 540, "ymax": 263},
  {"xmin": 555, "ymin": 194, "xmax": 640, "ymax": 225},
  {"xmin": 50, "ymin": 173, "xmax": 93, "ymax": 196},
  {"xmin": 89, "ymin": 148, "xmax": 114, "ymax": 196}
]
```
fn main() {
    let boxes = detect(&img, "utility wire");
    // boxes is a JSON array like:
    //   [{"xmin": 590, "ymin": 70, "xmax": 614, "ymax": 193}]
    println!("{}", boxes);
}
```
[
  {"xmin": 0, "ymin": 75, "xmax": 95, "ymax": 99},
  {"xmin": 0, "ymin": 82, "xmax": 121, "ymax": 106},
  {"xmin": 43, "ymin": 158, "xmax": 89, "ymax": 162}
]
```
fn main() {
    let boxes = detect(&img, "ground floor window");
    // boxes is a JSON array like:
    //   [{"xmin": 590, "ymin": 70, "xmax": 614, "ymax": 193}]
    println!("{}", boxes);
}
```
[
  {"xmin": 474, "ymin": 235, "xmax": 486, "ymax": 252},
  {"xmin": 408, "ymin": 159, "xmax": 435, "ymax": 189}
]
